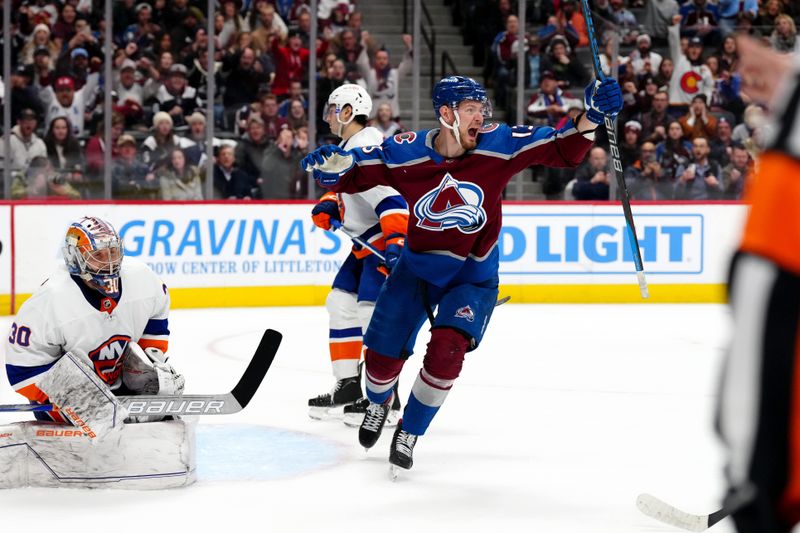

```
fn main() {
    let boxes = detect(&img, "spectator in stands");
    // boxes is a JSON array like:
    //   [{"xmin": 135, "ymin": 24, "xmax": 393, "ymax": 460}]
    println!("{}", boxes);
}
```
[
  {"xmin": 113, "ymin": 59, "xmax": 145, "ymax": 128},
  {"xmin": 629, "ymin": 34, "xmax": 663, "ymax": 78},
  {"xmin": 222, "ymin": 46, "xmax": 271, "ymax": 129},
  {"xmin": 285, "ymin": 99, "xmax": 308, "ymax": 131},
  {"xmin": 732, "ymin": 104, "xmax": 764, "ymax": 147},
  {"xmin": 214, "ymin": 144, "xmax": 254, "ymax": 199},
  {"xmin": 572, "ymin": 147, "xmax": 610, "ymax": 200},
  {"xmin": 657, "ymin": 120, "xmax": 692, "ymax": 181},
  {"xmin": 8, "ymin": 65, "xmax": 44, "ymax": 124},
  {"xmin": 357, "ymin": 34, "xmax": 413, "ymax": 119},
  {"xmin": 717, "ymin": 0, "xmax": 758, "ymax": 34},
  {"xmin": 52, "ymin": 3, "xmax": 78, "ymax": 42},
  {"xmin": 278, "ymin": 81, "xmax": 306, "ymax": 117},
  {"xmin": 85, "ymin": 112, "xmax": 125, "ymax": 196},
  {"xmin": 334, "ymin": 29, "xmax": 362, "ymax": 70},
  {"xmin": 599, "ymin": 35, "xmax": 630, "ymax": 78},
  {"xmin": 41, "ymin": 74, "xmax": 98, "ymax": 137},
  {"xmin": 680, "ymin": 0, "xmax": 721, "ymax": 46},
  {"xmin": 31, "ymin": 46, "xmax": 54, "ymax": 93},
  {"xmin": 142, "ymin": 111, "xmax": 193, "ymax": 169},
  {"xmin": 640, "ymin": 89, "xmax": 671, "ymax": 143},
  {"xmin": 44, "ymin": 116, "xmax": 85, "ymax": 195},
  {"xmin": 20, "ymin": 24, "xmax": 59, "ymax": 65},
  {"xmin": 626, "ymin": 142, "xmax": 672, "ymax": 200},
  {"xmin": 540, "ymin": 35, "xmax": 589, "ymax": 90},
  {"xmin": 668, "ymin": 16, "xmax": 714, "ymax": 108},
  {"xmin": 259, "ymin": 93, "xmax": 288, "ymax": 141},
  {"xmin": 152, "ymin": 63, "xmax": 200, "ymax": 128},
  {"xmin": 270, "ymin": 29, "xmax": 309, "ymax": 98},
  {"xmin": 260, "ymin": 128, "xmax": 306, "ymax": 199},
  {"xmin": 370, "ymin": 102, "xmax": 404, "ymax": 139},
  {"xmin": 674, "ymin": 137, "xmax": 723, "ymax": 200},
  {"xmin": 120, "ymin": 2, "xmax": 159, "ymax": 50},
  {"xmin": 643, "ymin": 0, "xmax": 680, "ymax": 43},
  {"xmin": 294, "ymin": 10, "xmax": 313, "ymax": 48},
  {"xmin": 0, "ymin": 108, "xmax": 47, "ymax": 173},
  {"xmin": 720, "ymin": 143, "xmax": 750, "ymax": 200},
  {"xmin": 158, "ymin": 148, "xmax": 203, "ymax": 200},
  {"xmin": 716, "ymin": 35, "xmax": 739, "ymax": 72},
  {"xmin": 235, "ymin": 115, "xmax": 269, "ymax": 193},
  {"xmin": 608, "ymin": 0, "xmax": 641, "ymax": 46},
  {"xmin": 770, "ymin": 14, "xmax": 797, "ymax": 53},
  {"xmin": 755, "ymin": 0, "xmax": 784, "ymax": 36},
  {"xmin": 710, "ymin": 65, "xmax": 744, "ymax": 119},
  {"xmin": 316, "ymin": 57, "xmax": 347, "ymax": 136},
  {"xmin": 709, "ymin": 117, "xmax": 734, "ymax": 167},
  {"xmin": 11, "ymin": 155, "xmax": 81, "ymax": 200},
  {"xmin": 679, "ymin": 94, "xmax": 717, "ymax": 140},
  {"xmin": 525, "ymin": 35, "xmax": 543, "ymax": 89},
  {"xmin": 527, "ymin": 70, "xmax": 582, "ymax": 127},
  {"xmin": 538, "ymin": 14, "xmax": 579, "ymax": 51},
  {"xmin": 491, "ymin": 14, "xmax": 520, "ymax": 110},
  {"xmin": 620, "ymin": 120, "xmax": 643, "ymax": 169},
  {"xmin": 654, "ymin": 57, "xmax": 674, "ymax": 90},
  {"xmin": 218, "ymin": 0, "xmax": 250, "ymax": 49},
  {"xmin": 112, "ymin": 134, "xmax": 159, "ymax": 199},
  {"xmin": 556, "ymin": 0, "xmax": 588, "ymax": 48},
  {"xmin": 183, "ymin": 111, "xmax": 211, "ymax": 166}
]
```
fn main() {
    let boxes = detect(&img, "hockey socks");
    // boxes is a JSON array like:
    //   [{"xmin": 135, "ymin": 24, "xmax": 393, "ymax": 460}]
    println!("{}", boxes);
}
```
[{"xmin": 364, "ymin": 349, "xmax": 404, "ymax": 404}]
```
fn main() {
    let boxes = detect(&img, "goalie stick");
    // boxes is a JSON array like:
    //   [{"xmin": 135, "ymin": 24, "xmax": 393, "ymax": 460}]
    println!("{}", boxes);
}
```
[{"xmin": 0, "ymin": 328, "xmax": 282, "ymax": 416}]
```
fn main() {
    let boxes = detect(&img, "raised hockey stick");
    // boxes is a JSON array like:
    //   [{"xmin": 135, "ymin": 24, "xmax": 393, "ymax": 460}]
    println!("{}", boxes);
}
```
[
  {"xmin": 330, "ymin": 220, "xmax": 510, "ymax": 307},
  {"xmin": 0, "ymin": 328, "xmax": 282, "ymax": 416},
  {"xmin": 636, "ymin": 493, "xmax": 729, "ymax": 531},
  {"xmin": 578, "ymin": 0, "xmax": 649, "ymax": 299}
]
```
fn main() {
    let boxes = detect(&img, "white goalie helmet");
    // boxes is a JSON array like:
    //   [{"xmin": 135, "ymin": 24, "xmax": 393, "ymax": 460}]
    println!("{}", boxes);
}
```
[
  {"xmin": 324, "ymin": 83, "xmax": 372, "ymax": 136},
  {"xmin": 63, "ymin": 216, "xmax": 124, "ymax": 297}
]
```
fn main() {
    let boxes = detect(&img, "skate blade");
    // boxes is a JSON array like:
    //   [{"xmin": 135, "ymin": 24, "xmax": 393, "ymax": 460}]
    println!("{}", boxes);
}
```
[
  {"xmin": 308, "ymin": 406, "xmax": 344, "ymax": 421},
  {"xmin": 389, "ymin": 465, "xmax": 402, "ymax": 482}
]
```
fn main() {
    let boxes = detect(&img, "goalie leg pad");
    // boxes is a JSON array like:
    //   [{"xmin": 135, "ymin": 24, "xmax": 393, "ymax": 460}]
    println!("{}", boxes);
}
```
[
  {"xmin": 37, "ymin": 352, "xmax": 127, "ymax": 441},
  {"xmin": 0, "ymin": 418, "xmax": 196, "ymax": 489}
]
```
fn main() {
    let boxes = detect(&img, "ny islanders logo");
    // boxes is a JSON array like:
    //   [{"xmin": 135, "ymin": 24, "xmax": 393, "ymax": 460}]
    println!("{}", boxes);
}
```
[
  {"xmin": 88, "ymin": 335, "xmax": 131, "ymax": 384},
  {"xmin": 414, "ymin": 174, "xmax": 487, "ymax": 234}
]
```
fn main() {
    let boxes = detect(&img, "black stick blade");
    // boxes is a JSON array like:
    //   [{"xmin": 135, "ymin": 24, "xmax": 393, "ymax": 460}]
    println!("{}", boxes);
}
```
[{"xmin": 230, "ymin": 329, "xmax": 282, "ymax": 408}]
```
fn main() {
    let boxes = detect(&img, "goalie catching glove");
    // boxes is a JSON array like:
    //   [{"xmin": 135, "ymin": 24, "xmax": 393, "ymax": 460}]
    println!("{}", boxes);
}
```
[
  {"xmin": 123, "ymin": 343, "xmax": 185, "ymax": 422},
  {"xmin": 301, "ymin": 145, "xmax": 354, "ymax": 187}
]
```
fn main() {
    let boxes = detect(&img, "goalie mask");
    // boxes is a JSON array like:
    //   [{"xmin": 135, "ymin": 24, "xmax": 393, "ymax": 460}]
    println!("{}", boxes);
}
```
[{"xmin": 63, "ymin": 217, "xmax": 124, "ymax": 298}]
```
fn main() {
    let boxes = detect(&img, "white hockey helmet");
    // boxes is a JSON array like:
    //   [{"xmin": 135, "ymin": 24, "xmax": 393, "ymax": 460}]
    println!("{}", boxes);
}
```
[
  {"xmin": 63, "ymin": 216, "xmax": 124, "ymax": 297},
  {"xmin": 326, "ymin": 83, "xmax": 373, "ymax": 119}
]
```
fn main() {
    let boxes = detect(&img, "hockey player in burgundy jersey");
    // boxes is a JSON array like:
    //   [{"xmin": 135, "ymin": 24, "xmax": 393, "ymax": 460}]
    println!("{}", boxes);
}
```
[{"xmin": 301, "ymin": 75, "xmax": 623, "ymax": 475}]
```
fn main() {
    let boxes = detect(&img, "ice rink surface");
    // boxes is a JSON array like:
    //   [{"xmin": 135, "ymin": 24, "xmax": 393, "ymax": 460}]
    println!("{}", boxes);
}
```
[{"xmin": 0, "ymin": 303, "xmax": 737, "ymax": 532}]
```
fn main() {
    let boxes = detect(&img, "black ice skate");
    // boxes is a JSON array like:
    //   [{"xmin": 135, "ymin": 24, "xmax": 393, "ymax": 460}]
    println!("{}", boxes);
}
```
[
  {"xmin": 389, "ymin": 421, "xmax": 418, "ymax": 481},
  {"xmin": 358, "ymin": 392, "xmax": 394, "ymax": 449},
  {"xmin": 308, "ymin": 376, "xmax": 363, "ymax": 420},
  {"xmin": 344, "ymin": 381, "xmax": 401, "ymax": 428}
]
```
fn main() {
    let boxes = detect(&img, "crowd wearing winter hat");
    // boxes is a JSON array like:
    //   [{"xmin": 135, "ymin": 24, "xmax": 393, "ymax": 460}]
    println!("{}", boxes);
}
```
[{"xmin": 3, "ymin": 0, "xmax": 414, "ymax": 200}]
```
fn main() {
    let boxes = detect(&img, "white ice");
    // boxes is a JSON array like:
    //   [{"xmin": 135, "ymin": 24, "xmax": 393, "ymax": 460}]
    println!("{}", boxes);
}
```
[{"xmin": 0, "ymin": 303, "xmax": 736, "ymax": 532}]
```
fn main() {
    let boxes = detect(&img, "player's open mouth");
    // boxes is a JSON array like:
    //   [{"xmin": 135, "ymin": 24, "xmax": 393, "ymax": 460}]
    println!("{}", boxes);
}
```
[{"xmin": 467, "ymin": 128, "xmax": 478, "ymax": 138}]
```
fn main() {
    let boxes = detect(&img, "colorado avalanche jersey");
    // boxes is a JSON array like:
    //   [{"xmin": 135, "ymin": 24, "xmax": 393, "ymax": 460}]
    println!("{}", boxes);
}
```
[
  {"xmin": 337, "ymin": 126, "xmax": 408, "ymax": 257},
  {"xmin": 328, "ymin": 121, "xmax": 594, "ymax": 286},
  {"xmin": 5, "ymin": 258, "xmax": 170, "ymax": 404}
]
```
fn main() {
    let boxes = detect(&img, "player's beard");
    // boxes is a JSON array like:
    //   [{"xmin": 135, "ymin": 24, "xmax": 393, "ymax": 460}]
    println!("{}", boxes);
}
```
[{"xmin": 458, "ymin": 126, "xmax": 479, "ymax": 150}]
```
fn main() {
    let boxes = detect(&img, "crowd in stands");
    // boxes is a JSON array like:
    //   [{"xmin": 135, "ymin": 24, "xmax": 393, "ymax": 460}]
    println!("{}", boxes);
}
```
[
  {"xmin": 470, "ymin": 0, "xmax": 798, "ymax": 200},
  {"xmin": 2, "ymin": 0, "xmax": 797, "ymax": 201},
  {"xmin": 0, "ymin": 0, "xmax": 414, "ymax": 200}
]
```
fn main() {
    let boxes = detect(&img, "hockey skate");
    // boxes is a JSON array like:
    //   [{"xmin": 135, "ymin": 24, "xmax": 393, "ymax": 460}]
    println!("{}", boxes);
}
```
[
  {"xmin": 389, "ymin": 420, "xmax": 418, "ymax": 481},
  {"xmin": 358, "ymin": 392, "xmax": 394, "ymax": 450},
  {"xmin": 308, "ymin": 376, "xmax": 363, "ymax": 420},
  {"xmin": 343, "ymin": 382, "xmax": 401, "ymax": 428}
]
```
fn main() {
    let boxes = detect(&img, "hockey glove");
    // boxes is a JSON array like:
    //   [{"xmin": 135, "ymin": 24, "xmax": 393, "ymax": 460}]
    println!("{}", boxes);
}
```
[
  {"xmin": 300, "ymin": 145, "xmax": 355, "ymax": 187},
  {"xmin": 377, "ymin": 234, "xmax": 405, "ymax": 276},
  {"xmin": 584, "ymin": 78, "xmax": 623, "ymax": 125},
  {"xmin": 311, "ymin": 192, "xmax": 341, "ymax": 231}
]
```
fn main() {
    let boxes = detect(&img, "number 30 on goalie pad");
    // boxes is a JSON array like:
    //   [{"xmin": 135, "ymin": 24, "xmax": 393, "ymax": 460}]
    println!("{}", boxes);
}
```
[{"xmin": 0, "ymin": 418, "xmax": 196, "ymax": 489}]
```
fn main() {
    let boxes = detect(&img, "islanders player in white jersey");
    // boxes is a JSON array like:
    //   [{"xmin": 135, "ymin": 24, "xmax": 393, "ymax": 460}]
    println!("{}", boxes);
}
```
[
  {"xmin": 308, "ymin": 84, "xmax": 409, "ymax": 425},
  {"xmin": 303, "ymin": 75, "xmax": 623, "ymax": 474},
  {"xmin": 5, "ymin": 216, "xmax": 183, "ymax": 426}
]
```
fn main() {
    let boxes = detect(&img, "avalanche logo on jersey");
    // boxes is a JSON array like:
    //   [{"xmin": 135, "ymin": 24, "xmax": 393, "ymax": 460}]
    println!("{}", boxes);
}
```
[
  {"xmin": 88, "ymin": 334, "xmax": 132, "ymax": 384},
  {"xmin": 414, "ymin": 174, "xmax": 487, "ymax": 234},
  {"xmin": 455, "ymin": 305, "xmax": 475, "ymax": 322}
]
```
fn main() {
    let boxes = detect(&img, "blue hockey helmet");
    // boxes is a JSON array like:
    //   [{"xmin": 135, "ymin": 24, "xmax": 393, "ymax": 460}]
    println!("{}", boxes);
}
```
[{"xmin": 432, "ymin": 76, "xmax": 492, "ymax": 118}]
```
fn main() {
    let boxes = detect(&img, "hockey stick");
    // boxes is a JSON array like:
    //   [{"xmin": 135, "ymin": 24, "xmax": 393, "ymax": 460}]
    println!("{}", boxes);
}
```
[
  {"xmin": 636, "ymin": 493, "xmax": 729, "ymax": 531},
  {"xmin": 578, "ymin": 0, "xmax": 649, "ymax": 299},
  {"xmin": 330, "ymin": 220, "xmax": 510, "ymax": 307},
  {"xmin": 0, "ymin": 328, "xmax": 282, "ymax": 416}
]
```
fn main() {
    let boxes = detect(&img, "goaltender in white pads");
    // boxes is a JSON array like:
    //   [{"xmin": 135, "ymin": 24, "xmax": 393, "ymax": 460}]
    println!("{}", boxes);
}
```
[{"xmin": 1, "ymin": 216, "xmax": 195, "ymax": 489}]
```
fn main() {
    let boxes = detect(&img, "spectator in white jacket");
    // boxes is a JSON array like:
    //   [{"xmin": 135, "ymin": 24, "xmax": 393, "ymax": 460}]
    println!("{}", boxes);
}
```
[
  {"xmin": 356, "ymin": 33, "xmax": 413, "ymax": 119},
  {"xmin": 667, "ymin": 15, "xmax": 714, "ymax": 108},
  {"xmin": 0, "ymin": 108, "xmax": 47, "ymax": 172}
]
